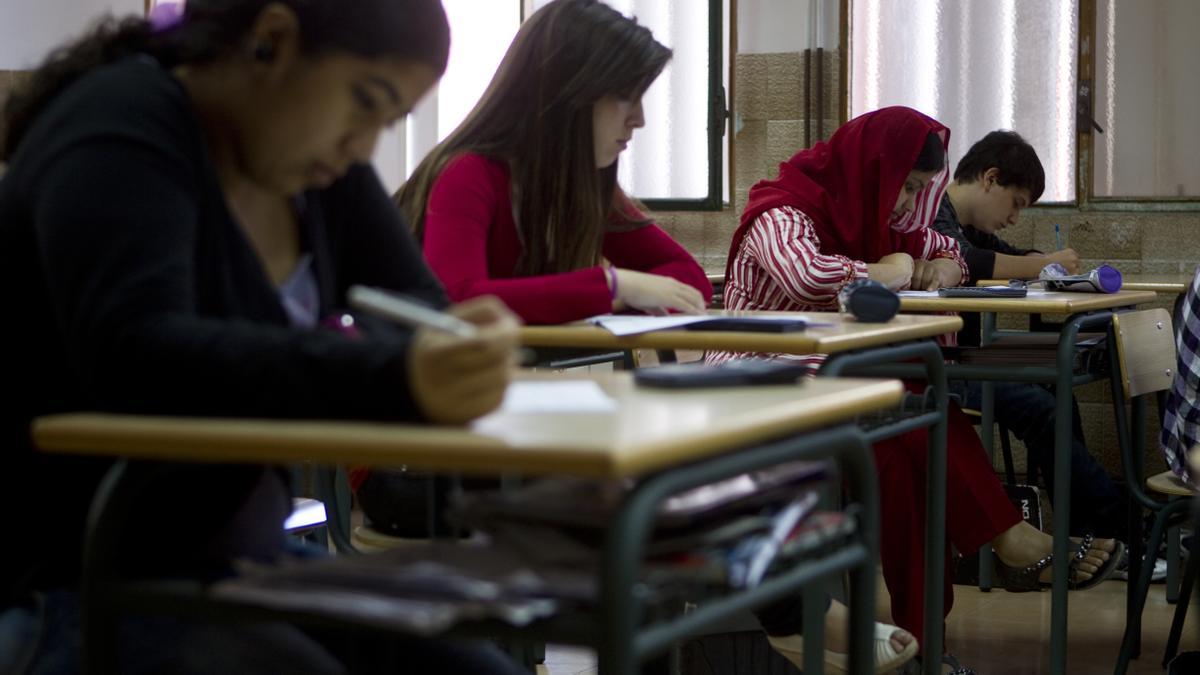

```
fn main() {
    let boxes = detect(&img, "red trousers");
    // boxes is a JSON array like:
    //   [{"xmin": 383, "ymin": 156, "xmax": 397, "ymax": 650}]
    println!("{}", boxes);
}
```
[{"xmin": 874, "ymin": 393, "xmax": 1020, "ymax": 646}]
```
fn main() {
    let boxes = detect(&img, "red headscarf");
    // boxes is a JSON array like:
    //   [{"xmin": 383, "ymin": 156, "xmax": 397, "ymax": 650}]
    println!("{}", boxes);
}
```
[{"xmin": 726, "ymin": 106, "xmax": 950, "ymax": 278}]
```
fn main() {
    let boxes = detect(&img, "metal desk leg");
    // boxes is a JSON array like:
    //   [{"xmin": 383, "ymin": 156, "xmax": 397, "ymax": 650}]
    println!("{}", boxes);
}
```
[
  {"xmin": 597, "ymin": 426, "xmax": 878, "ymax": 675},
  {"xmin": 1049, "ymin": 311, "xmax": 1117, "ymax": 673},
  {"xmin": 820, "ymin": 340, "xmax": 947, "ymax": 675},
  {"xmin": 979, "ymin": 380, "xmax": 996, "ymax": 592}
]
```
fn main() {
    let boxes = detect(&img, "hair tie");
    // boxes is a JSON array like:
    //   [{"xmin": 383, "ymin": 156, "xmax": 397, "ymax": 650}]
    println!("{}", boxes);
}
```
[{"xmin": 147, "ymin": 1, "xmax": 186, "ymax": 35}]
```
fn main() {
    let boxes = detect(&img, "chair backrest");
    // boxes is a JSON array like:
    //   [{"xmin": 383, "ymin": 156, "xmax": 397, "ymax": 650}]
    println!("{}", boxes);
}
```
[{"xmin": 1111, "ymin": 308, "xmax": 1177, "ymax": 400}]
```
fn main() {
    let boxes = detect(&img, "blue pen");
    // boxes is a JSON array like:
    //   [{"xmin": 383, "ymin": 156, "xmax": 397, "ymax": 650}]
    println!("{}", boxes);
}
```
[{"xmin": 1054, "ymin": 223, "xmax": 1063, "ymax": 251}]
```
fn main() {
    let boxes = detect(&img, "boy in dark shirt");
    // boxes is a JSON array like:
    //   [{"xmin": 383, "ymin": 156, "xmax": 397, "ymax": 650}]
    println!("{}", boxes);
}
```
[{"xmin": 934, "ymin": 131, "xmax": 1126, "ymax": 542}]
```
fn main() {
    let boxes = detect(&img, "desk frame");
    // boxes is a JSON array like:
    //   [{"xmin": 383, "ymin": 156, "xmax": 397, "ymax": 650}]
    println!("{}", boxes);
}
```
[
  {"xmin": 523, "ymin": 330, "xmax": 954, "ymax": 675},
  {"xmin": 850, "ymin": 306, "xmax": 1145, "ymax": 674},
  {"xmin": 75, "ymin": 426, "xmax": 882, "ymax": 675}
]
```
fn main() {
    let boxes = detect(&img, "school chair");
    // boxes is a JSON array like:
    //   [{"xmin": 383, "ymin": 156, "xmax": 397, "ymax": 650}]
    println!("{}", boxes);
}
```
[{"xmin": 1108, "ymin": 308, "xmax": 1198, "ymax": 673}]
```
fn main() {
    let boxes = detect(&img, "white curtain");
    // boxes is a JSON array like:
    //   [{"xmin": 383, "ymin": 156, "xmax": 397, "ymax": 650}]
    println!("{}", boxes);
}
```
[{"xmin": 849, "ymin": 0, "xmax": 1078, "ymax": 203}]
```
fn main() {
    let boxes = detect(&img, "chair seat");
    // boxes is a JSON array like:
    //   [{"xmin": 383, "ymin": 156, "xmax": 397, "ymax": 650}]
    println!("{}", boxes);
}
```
[
  {"xmin": 351, "ymin": 524, "xmax": 432, "ymax": 553},
  {"xmin": 1145, "ymin": 470, "xmax": 1198, "ymax": 497}
]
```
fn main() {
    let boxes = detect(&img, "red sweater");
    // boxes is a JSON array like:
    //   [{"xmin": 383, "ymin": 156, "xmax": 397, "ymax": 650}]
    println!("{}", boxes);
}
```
[{"xmin": 421, "ymin": 153, "xmax": 712, "ymax": 324}]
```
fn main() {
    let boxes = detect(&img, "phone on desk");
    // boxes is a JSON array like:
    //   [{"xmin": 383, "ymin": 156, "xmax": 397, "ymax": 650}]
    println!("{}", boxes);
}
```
[
  {"xmin": 684, "ymin": 317, "xmax": 809, "ymax": 333},
  {"xmin": 937, "ymin": 286, "xmax": 1028, "ymax": 298},
  {"xmin": 634, "ymin": 359, "xmax": 809, "ymax": 389}
]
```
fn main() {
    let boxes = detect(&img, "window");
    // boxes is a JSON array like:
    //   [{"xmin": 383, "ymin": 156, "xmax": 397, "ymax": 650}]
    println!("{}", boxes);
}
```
[
  {"xmin": 375, "ymin": 0, "xmax": 728, "ymax": 208},
  {"xmin": 1092, "ymin": 0, "xmax": 1200, "ymax": 199},
  {"xmin": 849, "ymin": 0, "xmax": 1078, "ymax": 203}
]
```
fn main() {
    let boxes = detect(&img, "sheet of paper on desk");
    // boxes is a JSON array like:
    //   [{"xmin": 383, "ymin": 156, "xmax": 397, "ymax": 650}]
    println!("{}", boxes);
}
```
[
  {"xmin": 587, "ymin": 314, "xmax": 712, "ymax": 335},
  {"xmin": 588, "ymin": 314, "xmax": 814, "ymax": 336},
  {"xmin": 498, "ymin": 381, "xmax": 618, "ymax": 414}
]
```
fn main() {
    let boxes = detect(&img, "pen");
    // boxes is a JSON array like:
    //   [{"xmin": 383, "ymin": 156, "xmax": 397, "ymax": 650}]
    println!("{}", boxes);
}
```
[
  {"xmin": 1054, "ymin": 222, "xmax": 1063, "ymax": 251},
  {"xmin": 348, "ymin": 285, "xmax": 479, "ymax": 338}
]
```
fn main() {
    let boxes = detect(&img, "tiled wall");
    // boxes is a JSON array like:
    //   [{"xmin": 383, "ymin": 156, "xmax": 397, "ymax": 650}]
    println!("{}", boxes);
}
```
[{"xmin": 652, "ymin": 49, "xmax": 1198, "ymax": 481}]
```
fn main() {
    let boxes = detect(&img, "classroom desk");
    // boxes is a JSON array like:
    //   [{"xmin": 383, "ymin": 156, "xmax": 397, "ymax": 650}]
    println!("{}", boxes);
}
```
[
  {"xmin": 519, "ymin": 311, "xmax": 962, "ymax": 355},
  {"xmin": 519, "ymin": 310, "xmax": 961, "ymax": 674},
  {"xmin": 886, "ymin": 289, "xmax": 1157, "ymax": 674},
  {"xmin": 35, "ymin": 372, "xmax": 903, "ymax": 675}
]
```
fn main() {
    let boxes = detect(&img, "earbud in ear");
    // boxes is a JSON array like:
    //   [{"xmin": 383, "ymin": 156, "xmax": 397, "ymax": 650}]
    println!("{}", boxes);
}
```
[{"xmin": 252, "ymin": 42, "xmax": 275, "ymax": 62}]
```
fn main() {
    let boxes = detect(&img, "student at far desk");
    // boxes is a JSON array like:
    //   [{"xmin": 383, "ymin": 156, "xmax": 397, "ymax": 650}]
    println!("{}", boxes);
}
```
[
  {"xmin": 931, "ymin": 130, "xmax": 1127, "ymax": 545},
  {"xmin": 707, "ymin": 107, "xmax": 1121, "ymax": 671}
]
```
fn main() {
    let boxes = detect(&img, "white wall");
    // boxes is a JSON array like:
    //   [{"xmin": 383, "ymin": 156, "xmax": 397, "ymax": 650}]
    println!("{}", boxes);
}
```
[
  {"xmin": 738, "ymin": 0, "xmax": 838, "ymax": 53},
  {"xmin": 0, "ymin": 0, "xmax": 143, "ymax": 69}
]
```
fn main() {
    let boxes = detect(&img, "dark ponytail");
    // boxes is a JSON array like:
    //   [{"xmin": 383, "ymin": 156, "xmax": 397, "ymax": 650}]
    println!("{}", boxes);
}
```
[{"xmin": 2, "ymin": 0, "xmax": 451, "ymax": 161}]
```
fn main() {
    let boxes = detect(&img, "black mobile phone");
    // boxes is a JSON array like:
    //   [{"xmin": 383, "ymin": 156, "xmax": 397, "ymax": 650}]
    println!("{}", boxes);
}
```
[
  {"xmin": 937, "ymin": 287, "xmax": 1028, "ymax": 298},
  {"xmin": 684, "ymin": 317, "xmax": 809, "ymax": 333},
  {"xmin": 634, "ymin": 360, "xmax": 809, "ymax": 389}
]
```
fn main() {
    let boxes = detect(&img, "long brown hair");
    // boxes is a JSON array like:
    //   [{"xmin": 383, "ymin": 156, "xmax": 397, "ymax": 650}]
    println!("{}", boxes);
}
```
[{"xmin": 397, "ymin": 0, "xmax": 670, "ymax": 276}]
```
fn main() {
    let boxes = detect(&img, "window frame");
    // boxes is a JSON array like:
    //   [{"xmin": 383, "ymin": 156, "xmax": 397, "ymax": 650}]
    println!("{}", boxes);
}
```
[
  {"xmin": 633, "ymin": 0, "xmax": 728, "ymax": 212},
  {"xmin": 838, "ymin": 0, "xmax": 1200, "ymax": 213},
  {"xmin": 1075, "ymin": 0, "xmax": 1200, "ymax": 211}
]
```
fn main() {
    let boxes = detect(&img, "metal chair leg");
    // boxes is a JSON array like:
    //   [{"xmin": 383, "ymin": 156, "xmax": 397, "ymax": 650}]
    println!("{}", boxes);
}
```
[
  {"xmin": 1167, "ymin": 524, "xmax": 1181, "ymax": 604},
  {"xmin": 1162, "ymin": 546, "xmax": 1199, "ymax": 668}
]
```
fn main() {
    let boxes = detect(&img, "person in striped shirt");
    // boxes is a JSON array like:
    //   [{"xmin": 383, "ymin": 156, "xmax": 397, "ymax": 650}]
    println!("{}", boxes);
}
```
[
  {"xmin": 1162, "ymin": 266, "xmax": 1200, "ymax": 487},
  {"xmin": 709, "ymin": 108, "xmax": 1121, "ymax": 660}
]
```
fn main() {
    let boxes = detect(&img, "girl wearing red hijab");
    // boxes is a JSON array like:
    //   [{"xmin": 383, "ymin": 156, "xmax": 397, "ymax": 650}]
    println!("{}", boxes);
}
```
[{"xmin": 710, "ymin": 108, "xmax": 1121, "ymax": 665}]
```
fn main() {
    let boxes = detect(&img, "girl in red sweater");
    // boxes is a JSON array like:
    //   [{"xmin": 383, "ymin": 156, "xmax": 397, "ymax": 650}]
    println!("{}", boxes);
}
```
[{"xmin": 395, "ymin": 0, "xmax": 711, "ymax": 324}]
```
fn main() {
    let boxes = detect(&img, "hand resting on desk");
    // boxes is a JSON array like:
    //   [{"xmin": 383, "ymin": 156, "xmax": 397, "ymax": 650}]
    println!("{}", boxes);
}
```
[{"xmin": 612, "ymin": 268, "xmax": 708, "ymax": 315}]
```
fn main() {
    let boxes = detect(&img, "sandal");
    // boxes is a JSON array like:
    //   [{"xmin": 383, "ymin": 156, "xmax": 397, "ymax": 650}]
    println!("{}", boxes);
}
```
[
  {"xmin": 993, "ymin": 534, "xmax": 1125, "ymax": 592},
  {"xmin": 767, "ymin": 621, "xmax": 919, "ymax": 673}
]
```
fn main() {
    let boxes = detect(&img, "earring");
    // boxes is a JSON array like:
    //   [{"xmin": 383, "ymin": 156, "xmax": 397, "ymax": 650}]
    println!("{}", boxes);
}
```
[{"xmin": 252, "ymin": 42, "xmax": 275, "ymax": 62}]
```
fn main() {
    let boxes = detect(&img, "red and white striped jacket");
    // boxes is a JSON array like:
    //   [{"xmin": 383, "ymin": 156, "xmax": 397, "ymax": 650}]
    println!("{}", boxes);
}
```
[{"xmin": 705, "ymin": 205, "xmax": 968, "ymax": 369}]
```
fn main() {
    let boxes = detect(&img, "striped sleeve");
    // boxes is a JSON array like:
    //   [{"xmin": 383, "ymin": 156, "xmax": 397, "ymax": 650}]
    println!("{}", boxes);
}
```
[
  {"xmin": 743, "ymin": 207, "xmax": 869, "ymax": 307},
  {"xmin": 907, "ymin": 227, "xmax": 971, "ymax": 284}
]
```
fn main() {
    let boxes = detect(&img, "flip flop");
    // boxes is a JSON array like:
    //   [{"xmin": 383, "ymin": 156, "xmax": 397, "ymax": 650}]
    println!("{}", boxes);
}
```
[
  {"xmin": 767, "ymin": 621, "xmax": 919, "ymax": 673},
  {"xmin": 1065, "ymin": 535, "xmax": 1125, "ymax": 590},
  {"xmin": 994, "ymin": 534, "xmax": 1123, "ymax": 592}
]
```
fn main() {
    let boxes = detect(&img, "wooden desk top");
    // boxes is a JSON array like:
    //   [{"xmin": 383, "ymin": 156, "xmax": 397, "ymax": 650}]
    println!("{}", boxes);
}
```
[
  {"xmin": 897, "ymin": 289, "xmax": 1157, "ymax": 314},
  {"xmin": 33, "ymin": 372, "xmax": 903, "ymax": 479},
  {"xmin": 977, "ymin": 275, "xmax": 1191, "ymax": 295},
  {"xmin": 519, "ymin": 311, "xmax": 961, "ymax": 355}
]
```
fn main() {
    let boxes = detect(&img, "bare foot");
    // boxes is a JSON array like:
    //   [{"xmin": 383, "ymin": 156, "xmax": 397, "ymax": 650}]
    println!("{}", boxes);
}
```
[{"xmin": 992, "ymin": 520, "xmax": 1116, "ymax": 584}]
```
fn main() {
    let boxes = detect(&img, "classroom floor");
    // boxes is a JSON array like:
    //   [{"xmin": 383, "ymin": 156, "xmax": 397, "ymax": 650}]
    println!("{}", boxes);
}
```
[{"xmin": 538, "ymin": 575, "xmax": 1200, "ymax": 674}]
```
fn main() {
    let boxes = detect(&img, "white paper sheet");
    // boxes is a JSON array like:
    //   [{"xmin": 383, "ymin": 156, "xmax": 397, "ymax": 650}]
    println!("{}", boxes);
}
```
[
  {"xmin": 587, "ymin": 314, "xmax": 708, "ymax": 336},
  {"xmin": 498, "ymin": 381, "xmax": 618, "ymax": 414},
  {"xmin": 587, "ymin": 314, "xmax": 816, "ymax": 336}
]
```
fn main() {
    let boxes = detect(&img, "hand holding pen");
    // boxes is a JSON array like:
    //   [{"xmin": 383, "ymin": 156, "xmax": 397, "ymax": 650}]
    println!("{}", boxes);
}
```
[{"xmin": 350, "ymin": 286, "xmax": 522, "ymax": 425}]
